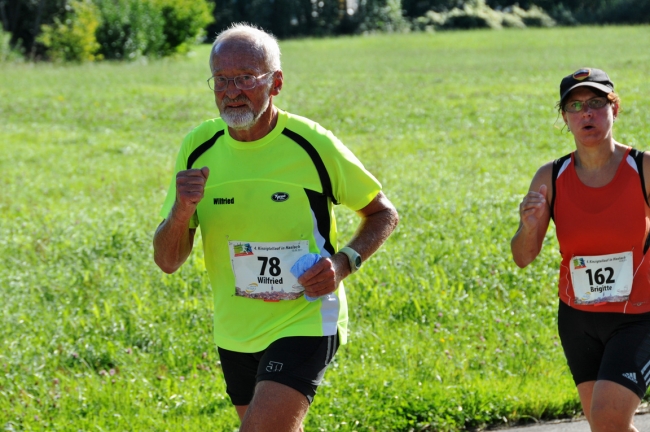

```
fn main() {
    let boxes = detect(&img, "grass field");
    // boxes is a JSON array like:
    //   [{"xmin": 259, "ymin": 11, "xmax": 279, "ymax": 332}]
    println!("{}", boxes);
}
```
[{"xmin": 2, "ymin": 26, "xmax": 650, "ymax": 431}]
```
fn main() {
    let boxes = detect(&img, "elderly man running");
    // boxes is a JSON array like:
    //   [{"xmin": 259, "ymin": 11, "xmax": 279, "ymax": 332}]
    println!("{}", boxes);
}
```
[{"xmin": 153, "ymin": 23, "xmax": 399, "ymax": 431}]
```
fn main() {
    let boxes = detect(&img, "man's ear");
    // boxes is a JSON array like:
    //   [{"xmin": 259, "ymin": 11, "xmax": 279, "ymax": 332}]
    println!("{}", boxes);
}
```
[{"xmin": 270, "ymin": 70, "xmax": 283, "ymax": 96}]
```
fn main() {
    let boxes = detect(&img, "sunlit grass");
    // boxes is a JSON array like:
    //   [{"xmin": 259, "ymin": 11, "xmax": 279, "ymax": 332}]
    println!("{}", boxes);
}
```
[{"xmin": 1, "ymin": 26, "xmax": 650, "ymax": 430}]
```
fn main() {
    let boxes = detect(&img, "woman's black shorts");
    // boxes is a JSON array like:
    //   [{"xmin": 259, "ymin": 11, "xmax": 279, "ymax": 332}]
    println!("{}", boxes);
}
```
[
  {"xmin": 558, "ymin": 300, "xmax": 650, "ymax": 399},
  {"xmin": 217, "ymin": 333, "xmax": 339, "ymax": 406}
]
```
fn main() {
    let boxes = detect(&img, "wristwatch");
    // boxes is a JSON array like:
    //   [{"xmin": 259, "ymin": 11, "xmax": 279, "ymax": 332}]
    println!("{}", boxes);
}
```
[{"xmin": 339, "ymin": 247, "xmax": 362, "ymax": 274}]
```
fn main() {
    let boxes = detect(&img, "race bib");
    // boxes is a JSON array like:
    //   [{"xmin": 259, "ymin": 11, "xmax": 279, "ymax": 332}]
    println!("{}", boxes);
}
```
[
  {"xmin": 229, "ymin": 240, "xmax": 309, "ymax": 301},
  {"xmin": 570, "ymin": 252, "xmax": 633, "ymax": 305}
]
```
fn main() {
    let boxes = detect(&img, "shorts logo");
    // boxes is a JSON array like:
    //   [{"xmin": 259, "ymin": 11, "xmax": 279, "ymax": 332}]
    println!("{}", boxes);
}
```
[
  {"xmin": 271, "ymin": 192, "xmax": 289, "ymax": 202},
  {"xmin": 623, "ymin": 372, "xmax": 638, "ymax": 384},
  {"xmin": 573, "ymin": 258, "xmax": 586, "ymax": 269},
  {"xmin": 266, "ymin": 361, "xmax": 283, "ymax": 372}
]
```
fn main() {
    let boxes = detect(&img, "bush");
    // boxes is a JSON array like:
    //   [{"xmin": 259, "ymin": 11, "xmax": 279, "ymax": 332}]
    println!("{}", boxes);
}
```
[
  {"xmin": 153, "ymin": 0, "xmax": 214, "ymax": 55},
  {"xmin": 441, "ymin": 0, "xmax": 503, "ymax": 30},
  {"xmin": 548, "ymin": 3, "xmax": 579, "ymax": 26},
  {"xmin": 94, "ymin": 0, "xmax": 165, "ymax": 60},
  {"xmin": 94, "ymin": 0, "xmax": 212, "ymax": 60},
  {"xmin": 499, "ymin": 12, "xmax": 526, "ymax": 28},
  {"xmin": 2, "ymin": 0, "xmax": 68, "ymax": 61},
  {"xmin": 359, "ymin": 0, "xmax": 411, "ymax": 33},
  {"xmin": 412, "ymin": 1, "xmax": 556, "ymax": 31},
  {"xmin": 443, "ymin": 10, "xmax": 495, "ymax": 29},
  {"xmin": 594, "ymin": 0, "xmax": 650, "ymax": 24},
  {"xmin": 412, "ymin": 10, "xmax": 446, "ymax": 31},
  {"xmin": 511, "ymin": 4, "xmax": 555, "ymax": 27},
  {"xmin": 24, "ymin": 0, "xmax": 212, "ymax": 62},
  {"xmin": 37, "ymin": 0, "xmax": 102, "ymax": 62},
  {"xmin": 0, "ymin": 28, "xmax": 23, "ymax": 63}
]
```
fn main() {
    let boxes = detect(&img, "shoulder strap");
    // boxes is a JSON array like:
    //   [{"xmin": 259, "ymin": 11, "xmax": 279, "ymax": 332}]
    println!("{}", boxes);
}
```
[
  {"xmin": 629, "ymin": 148, "xmax": 649, "ymax": 206},
  {"xmin": 550, "ymin": 153, "xmax": 572, "ymax": 221},
  {"xmin": 629, "ymin": 149, "xmax": 650, "ymax": 254},
  {"xmin": 187, "ymin": 130, "xmax": 225, "ymax": 170},
  {"xmin": 281, "ymin": 128, "xmax": 339, "ymax": 204}
]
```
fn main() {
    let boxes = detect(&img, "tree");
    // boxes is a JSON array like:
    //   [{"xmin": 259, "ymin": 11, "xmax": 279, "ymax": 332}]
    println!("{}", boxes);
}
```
[{"xmin": 1, "ymin": 0, "xmax": 67, "ymax": 59}]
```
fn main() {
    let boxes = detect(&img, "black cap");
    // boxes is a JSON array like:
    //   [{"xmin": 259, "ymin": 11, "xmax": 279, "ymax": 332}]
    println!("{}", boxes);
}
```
[{"xmin": 559, "ymin": 68, "xmax": 614, "ymax": 106}]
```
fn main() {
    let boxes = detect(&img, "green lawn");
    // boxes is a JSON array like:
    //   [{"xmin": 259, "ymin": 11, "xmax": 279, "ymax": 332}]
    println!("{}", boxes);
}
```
[{"xmin": 2, "ymin": 26, "xmax": 650, "ymax": 431}]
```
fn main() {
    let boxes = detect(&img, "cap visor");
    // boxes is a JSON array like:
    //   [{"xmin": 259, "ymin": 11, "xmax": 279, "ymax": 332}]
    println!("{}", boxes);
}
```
[{"xmin": 561, "ymin": 82, "xmax": 613, "ymax": 104}]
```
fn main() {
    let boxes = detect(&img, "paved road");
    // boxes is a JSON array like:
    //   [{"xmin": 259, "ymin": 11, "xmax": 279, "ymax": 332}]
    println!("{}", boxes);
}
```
[{"xmin": 492, "ymin": 412, "xmax": 650, "ymax": 431}]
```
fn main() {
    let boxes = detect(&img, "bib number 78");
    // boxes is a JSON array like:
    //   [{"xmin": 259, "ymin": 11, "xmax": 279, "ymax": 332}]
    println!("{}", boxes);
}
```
[
  {"xmin": 258, "ymin": 256, "xmax": 282, "ymax": 276},
  {"xmin": 585, "ymin": 267, "xmax": 615, "ymax": 286}
]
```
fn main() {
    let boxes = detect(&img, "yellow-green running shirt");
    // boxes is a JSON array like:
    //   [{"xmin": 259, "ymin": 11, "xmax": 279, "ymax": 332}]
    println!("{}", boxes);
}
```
[{"xmin": 160, "ymin": 109, "xmax": 381, "ymax": 352}]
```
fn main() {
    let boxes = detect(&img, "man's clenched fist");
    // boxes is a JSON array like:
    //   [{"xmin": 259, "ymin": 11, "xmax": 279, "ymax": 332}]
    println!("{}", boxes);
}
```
[{"xmin": 173, "ymin": 166, "xmax": 210, "ymax": 221}]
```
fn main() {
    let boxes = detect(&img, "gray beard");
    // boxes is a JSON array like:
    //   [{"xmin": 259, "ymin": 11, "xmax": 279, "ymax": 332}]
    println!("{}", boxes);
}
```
[{"xmin": 220, "ymin": 96, "xmax": 270, "ymax": 131}]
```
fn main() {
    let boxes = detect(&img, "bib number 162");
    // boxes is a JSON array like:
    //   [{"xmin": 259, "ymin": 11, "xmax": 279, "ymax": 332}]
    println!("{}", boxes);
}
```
[{"xmin": 586, "ymin": 267, "xmax": 615, "ymax": 286}]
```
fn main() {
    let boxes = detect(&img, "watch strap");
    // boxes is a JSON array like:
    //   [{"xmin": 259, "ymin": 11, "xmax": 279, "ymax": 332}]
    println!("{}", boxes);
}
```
[{"xmin": 339, "ymin": 246, "xmax": 362, "ymax": 274}]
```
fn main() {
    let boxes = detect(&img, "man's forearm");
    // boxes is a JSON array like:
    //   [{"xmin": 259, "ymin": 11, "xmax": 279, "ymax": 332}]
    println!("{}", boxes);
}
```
[
  {"xmin": 346, "ymin": 195, "xmax": 399, "ymax": 263},
  {"xmin": 153, "ymin": 212, "xmax": 195, "ymax": 274}
]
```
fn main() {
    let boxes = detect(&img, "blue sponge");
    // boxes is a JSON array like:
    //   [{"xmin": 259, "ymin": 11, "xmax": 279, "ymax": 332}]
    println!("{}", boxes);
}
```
[{"xmin": 290, "ymin": 253, "xmax": 322, "ymax": 302}]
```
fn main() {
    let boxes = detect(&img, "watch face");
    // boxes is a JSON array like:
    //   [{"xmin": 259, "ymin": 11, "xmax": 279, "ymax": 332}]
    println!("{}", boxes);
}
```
[{"xmin": 354, "ymin": 256, "xmax": 362, "ymax": 268}]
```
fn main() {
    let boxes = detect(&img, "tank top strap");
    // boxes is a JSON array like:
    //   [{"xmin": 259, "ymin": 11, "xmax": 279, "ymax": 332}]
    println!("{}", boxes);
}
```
[{"xmin": 550, "ymin": 152, "xmax": 572, "ymax": 221}]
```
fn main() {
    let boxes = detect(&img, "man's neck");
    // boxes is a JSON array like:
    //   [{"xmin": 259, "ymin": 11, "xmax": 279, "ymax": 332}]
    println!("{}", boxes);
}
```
[{"xmin": 229, "ymin": 105, "xmax": 279, "ymax": 142}]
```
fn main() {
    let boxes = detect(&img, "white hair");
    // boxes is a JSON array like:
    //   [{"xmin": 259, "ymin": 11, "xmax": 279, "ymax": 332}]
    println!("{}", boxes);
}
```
[{"xmin": 210, "ymin": 23, "xmax": 281, "ymax": 73}]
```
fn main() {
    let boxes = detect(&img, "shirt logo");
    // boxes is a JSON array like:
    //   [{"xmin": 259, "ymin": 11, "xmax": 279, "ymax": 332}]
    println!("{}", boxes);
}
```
[
  {"xmin": 214, "ymin": 197, "xmax": 235, "ymax": 205},
  {"xmin": 271, "ymin": 192, "xmax": 289, "ymax": 202}
]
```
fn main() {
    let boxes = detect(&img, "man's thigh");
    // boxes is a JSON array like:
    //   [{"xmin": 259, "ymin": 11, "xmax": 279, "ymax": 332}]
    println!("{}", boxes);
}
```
[{"xmin": 240, "ymin": 380, "xmax": 309, "ymax": 432}]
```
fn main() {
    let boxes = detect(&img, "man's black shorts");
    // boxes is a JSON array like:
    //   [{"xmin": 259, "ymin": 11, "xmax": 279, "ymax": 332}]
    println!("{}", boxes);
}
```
[
  {"xmin": 217, "ymin": 334, "xmax": 339, "ymax": 406},
  {"xmin": 558, "ymin": 300, "xmax": 650, "ymax": 399}
]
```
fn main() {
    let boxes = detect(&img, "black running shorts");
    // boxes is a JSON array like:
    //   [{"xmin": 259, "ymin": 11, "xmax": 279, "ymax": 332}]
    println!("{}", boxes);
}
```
[
  {"xmin": 558, "ymin": 300, "xmax": 650, "ymax": 399},
  {"xmin": 217, "ymin": 334, "xmax": 339, "ymax": 406}
]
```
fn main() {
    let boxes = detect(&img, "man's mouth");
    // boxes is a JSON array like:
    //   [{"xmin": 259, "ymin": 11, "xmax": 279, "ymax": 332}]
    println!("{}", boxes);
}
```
[{"xmin": 223, "ymin": 98, "xmax": 251, "ymax": 110}]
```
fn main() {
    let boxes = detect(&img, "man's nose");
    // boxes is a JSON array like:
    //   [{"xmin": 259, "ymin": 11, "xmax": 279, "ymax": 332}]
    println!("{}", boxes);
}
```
[{"xmin": 225, "ymin": 79, "xmax": 242, "ymax": 98}]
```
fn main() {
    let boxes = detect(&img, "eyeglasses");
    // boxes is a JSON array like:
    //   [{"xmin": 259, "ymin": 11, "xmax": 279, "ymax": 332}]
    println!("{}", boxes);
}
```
[
  {"xmin": 207, "ymin": 71, "xmax": 274, "ymax": 92},
  {"xmin": 563, "ymin": 96, "xmax": 609, "ymax": 113}
]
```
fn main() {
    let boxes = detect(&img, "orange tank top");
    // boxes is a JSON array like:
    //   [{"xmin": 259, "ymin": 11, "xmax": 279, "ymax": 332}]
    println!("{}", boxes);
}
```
[{"xmin": 554, "ymin": 147, "xmax": 650, "ymax": 313}]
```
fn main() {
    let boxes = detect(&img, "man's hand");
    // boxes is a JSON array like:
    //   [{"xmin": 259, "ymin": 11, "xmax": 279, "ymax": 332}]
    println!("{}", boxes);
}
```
[
  {"xmin": 172, "ymin": 166, "xmax": 210, "ymax": 222},
  {"xmin": 298, "ymin": 253, "xmax": 349, "ymax": 298},
  {"xmin": 296, "ymin": 191, "xmax": 398, "ymax": 298},
  {"xmin": 153, "ymin": 166, "xmax": 208, "ymax": 274}
]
